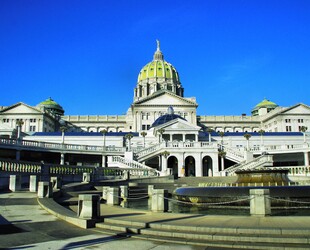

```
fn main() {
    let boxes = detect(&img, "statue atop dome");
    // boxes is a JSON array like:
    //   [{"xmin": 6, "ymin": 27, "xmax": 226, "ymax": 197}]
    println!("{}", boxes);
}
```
[{"xmin": 156, "ymin": 39, "xmax": 160, "ymax": 51}]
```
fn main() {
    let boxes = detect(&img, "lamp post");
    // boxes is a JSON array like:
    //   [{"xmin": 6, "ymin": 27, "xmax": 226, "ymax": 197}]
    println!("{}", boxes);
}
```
[
  {"xmin": 300, "ymin": 126, "xmax": 308, "ymax": 143},
  {"xmin": 218, "ymin": 150, "xmax": 226, "ymax": 172},
  {"xmin": 244, "ymin": 133, "xmax": 252, "ymax": 151},
  {"xmin": 141, "ymin": 131, "xmax": 147, "ymax": 148},
  {"xmin": 258, "ymin": 129, "xmax": 265, "ymax": 152},
  {"xmin": 161, "ymin": 150, "xmax": 170, "ymax": 174},
  {"xmin": 16, "ymin": 120, "xmax": 24, "ymax": 140},
  {"xmin": 100, "ymin": 129, "xmax": 108, "ymax": 149},
  {"xmin": 125, "ymin": 133, "xmax": 133, "ymax": 151},
  {"xmin": 60, "ymin": 126, "xmax": 66, "ymax": 144},
  {"xmin": 218, "ymin": 131, "xmax": 225, "ymax": 150}
]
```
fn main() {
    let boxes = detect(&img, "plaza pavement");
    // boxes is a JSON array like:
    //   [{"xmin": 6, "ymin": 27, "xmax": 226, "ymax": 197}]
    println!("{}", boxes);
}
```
[
  {"xmin": 2, "ymin": 191, "xmax": 310, "ymax": 249},
  {"xmin": 0, "ymin": 191, "xmax": 222, "ymax": 250}
]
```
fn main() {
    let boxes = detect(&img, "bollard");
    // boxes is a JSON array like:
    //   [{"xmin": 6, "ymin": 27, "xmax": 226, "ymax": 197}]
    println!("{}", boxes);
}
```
[
  {"xmin": 107, "ymin": 187, "xmax": 120, "ymax": 205},
  {"xmin": 9, "ymin": 175, "xmax": 21, "ymax": 192},
  {"xmin": 77, "ymin": 194, "xmax": 100, "ymax": 219},
  {"xmin": 83, "ymin": 173, "xmax": 91, "ymax": 183},
  {"xmin": 38, "ymin": 181, "xmax": 53, "ymax": 198},
  {"xmin": 151, "ymin": 189, "xmax": 168, "ymax": 212},
  {"xmin": 50, "ymin": 176, "xmax": 61, "ymax": 189},
  {"xmin": 120, "ymin": 186, "xmax": 128, "ymax": 201},
  {"xmin": 102, "ymin": 186, "xmax": 109, "ymax": 200},
  {"xmin": 250, "ymin": 189, "xmax": 271, "ymax": 216},
  {"xmin": 148, "ymin": 185, "xmax": 154, "ymax": 197},
  {"xmin": 29, "ymin": 175, "xmax": 38, "ymax": 192}
]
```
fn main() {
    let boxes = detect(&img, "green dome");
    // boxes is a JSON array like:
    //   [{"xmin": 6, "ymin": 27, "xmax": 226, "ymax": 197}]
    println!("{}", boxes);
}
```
[
  {"xmin": 37, "ymin": 97, "xmax": 64, "ymax": 116},
  {"xmin": 254, "ymin": 99, "xmax": 278, "ymax": 109},
  {"xmin": 251, "ymin": 98, "xmax": 278, "ymax": 116},
  {"xmin": 138, "ymin": 60, "xmax": 179, "ymax": 82}
]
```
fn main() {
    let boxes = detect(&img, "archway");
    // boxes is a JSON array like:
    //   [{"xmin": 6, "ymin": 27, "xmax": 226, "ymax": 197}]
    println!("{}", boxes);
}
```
[
  {"xmin": 202, "ymin": 156, "xmax": 213, "ymax": 176},
  {"xmin": 185, "ymin": 156, "xmax": 195, "ymax": 176},
  {"xmin": 167, "ymin": 156, "xmax": 178, "ymax": 178}
]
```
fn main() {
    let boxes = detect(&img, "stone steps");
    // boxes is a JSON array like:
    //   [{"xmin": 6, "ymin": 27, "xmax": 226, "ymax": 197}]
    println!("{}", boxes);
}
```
[{"xmin": 95, "ymin": 219, "xmax": 310, "ymax": 249}]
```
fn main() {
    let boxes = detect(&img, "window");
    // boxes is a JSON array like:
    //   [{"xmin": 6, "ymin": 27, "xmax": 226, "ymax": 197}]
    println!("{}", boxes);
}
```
[
  {"xmin": 2, "ymin": 119, "xmax": 9, "ymax": 123},
  {"xmin": 286, "ymin": 126, "xmax": 292, "ymax": 132},
  {"xmin": 30, "ymin": 126, "xmax": 36, "ymax": 132},
  {"xmin": 285, "ymin": 119, "xmax": 291, "ymax": 123},
  {"xmin": 298, "ymin": 119, "xmax": 304, "ymax": 123},
  {"xmin": 30, "ymin": 119, "xmax": 36, "ymax": 123}
]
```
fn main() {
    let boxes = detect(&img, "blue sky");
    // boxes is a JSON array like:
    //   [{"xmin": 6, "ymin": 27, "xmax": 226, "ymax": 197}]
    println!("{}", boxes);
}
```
[{"xmin": 1, "ymin": 0, "xmax": 309, "ymax": 116}]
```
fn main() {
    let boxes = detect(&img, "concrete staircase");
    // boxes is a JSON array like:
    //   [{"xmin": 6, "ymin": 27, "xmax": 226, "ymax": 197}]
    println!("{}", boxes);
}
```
[
  {"xmin": 223, "ymin": 154, "xmax": 274, "ymax": 176},
  {"xmin": 96, "ymin": 218, "xmax": 310, "ymax": 249}
]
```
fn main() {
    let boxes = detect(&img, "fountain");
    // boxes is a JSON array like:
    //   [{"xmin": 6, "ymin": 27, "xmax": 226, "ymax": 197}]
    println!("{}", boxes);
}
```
[{"xmin": 174, "ymin": 169, "xmax": 310, "ymax": 207}]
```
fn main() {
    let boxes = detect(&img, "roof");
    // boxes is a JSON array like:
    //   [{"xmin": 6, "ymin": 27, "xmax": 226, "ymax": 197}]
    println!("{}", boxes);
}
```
[{"xmin": 32, "ymin": 132, "xmax": 139, "ymax": 137}]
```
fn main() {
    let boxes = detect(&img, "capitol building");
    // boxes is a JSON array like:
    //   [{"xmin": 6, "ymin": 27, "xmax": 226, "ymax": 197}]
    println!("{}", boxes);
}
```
[{"xmin": 0, "ymin": 42, "xmax": 309, "ymax": 177}]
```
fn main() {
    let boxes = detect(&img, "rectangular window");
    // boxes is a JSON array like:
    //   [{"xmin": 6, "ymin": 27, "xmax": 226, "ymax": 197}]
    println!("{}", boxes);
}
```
[
  {"xmin": 286, "ymin": 126, "xmax": 292, "ymax": 132},
  {"xmin": 2, "ymin": 119, "xmax": 9, "ymax": 123},
  {"xmin": 298, "ymin": 119, "xmax": 304, "ymax": 123},
  {"xmin": 285, "ymin": 119, "xmax": 291, "ymax": 123}
]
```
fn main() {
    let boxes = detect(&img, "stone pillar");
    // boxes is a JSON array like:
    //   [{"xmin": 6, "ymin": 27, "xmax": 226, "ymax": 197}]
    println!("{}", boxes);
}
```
[
  {"xmin": 250, "ymin": 189, "xmax": 271, "ymax": 216},
  {"xmin": 102, "ymin": 155, "xmax": 106, "ymax": 167},
  {"xmin": 151, "ymin": 189, "xmax": 168, "ymax": 212},
  {"xmin": 161, "ymin": 156, "xmax": 167, "ymax": 174},
  {"xmin": 123, "ymin": 170, "xmax": 130, "ymax": 180},
  {"xmin": 9, "ymin": 175, "xmax": 21, "ymax": 192},
  {"xmin": 120, "ymin": 185, "xmax": 128, "ymax": 201},
  {"xmin": 195, "ymin": 154, "xmax": 202, "ymax": 177},
  {"xmin": 50, "ymin": 176, "xmax": 61, "ymax": 189},
  {"xmin": 38, "ymin": 181, "xmax": 53, "ymax": 198},
  {"xmin": 107, "ymin": 187, "xmax": 120, "ymax": 205},
  {"xmin": 102, "ymin": 186, "xmax": 109, "ymax": 200},
  {"xmin": 77, "ymin": 194, "xmax": 100, "ymax": 219},
  {"xmin": 244, "ymin": 151, "xmax": 254, "ymax": 163},
  {"xmin": 29, "ymin": 175, "xmax": 38, "ymax": 192},
  {"xmin": 148, "ymin": 185, "xmax": 154, "ymax": 197},
  {"xmin": 60, "ymin": 153, "xmax": 65, "ymax": 165},
  {"xmin": 304, "ymin": 152, "xmax": 309, "ymax": 166},
  {"xmin": 83, "ymin": 173, "xmax": 91, "ymax": 183}
]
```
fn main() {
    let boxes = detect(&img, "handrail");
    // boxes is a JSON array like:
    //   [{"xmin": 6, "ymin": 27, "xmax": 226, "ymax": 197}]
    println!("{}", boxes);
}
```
[
  {"xmin": 110, "ymin": 156, "xmax": 160, "ymax": 176},
  {"xmin": 0, "ymin": 138, "xmax": 125, "ymax": 153}
]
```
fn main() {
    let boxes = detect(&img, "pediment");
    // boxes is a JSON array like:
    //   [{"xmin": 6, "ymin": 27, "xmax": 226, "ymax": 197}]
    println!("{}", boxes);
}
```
[
  {"xmin": 0, "ymin": 102, "xmax": 42, "ymax": 115},
  {"xmin": 156, "ymin": 118, "xmax": 201, "ymax": 132},
  {"xmin": 281, "ymin": 103, "xmax": 310, "ymax": 115},
  {"xmin": 133, "ymin": 91, "xmax": 197, "ymax": 107}
]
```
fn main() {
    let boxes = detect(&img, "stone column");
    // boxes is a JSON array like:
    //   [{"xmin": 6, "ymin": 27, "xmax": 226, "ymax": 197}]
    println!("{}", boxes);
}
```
[
  {"xmin": 102, "ymin": 186, "xmax": 109, "ymax": 200},
  {"xmin": 60, "ymin": 153, "xmax": 65, "ymax": 165},
  {"xmin": 9, "ymin": 175, "xmax": 21, "ymax": 192},
  {"xmin": 29, "ymin": 175, "xmax": 38, "ymax": 192},
  {"xmin": 195, "ymin": 154, "xmax": 202, "ymax": 177},
  {"xmin": 38, "ymin": 181, "xmax": 53, "ymax": 198},
  {"xmin": 120, "ymin": 185, "xmax": 128, "ymax": 201},
  {"xmin": 83, "ymin": 173, "xmax": 91, "ymax": 183},
  {"xmin": 77, "ymin": 194, "xmax": 100, "ymax": 219},
  {"xmin": 250, "ymin": 189, "xmax": 271, "ymax": 216},
  {"xmin": 107, "ymin": 187, "xmax": 120, "ymax": 205},
  {"xmin": 102, "ymin": 155, "xmax": 106, "ymax": 168},
  {"xmin": 50, "ymin": 176, "xmax": 61, "ymax": 189},
  {"xmin": 151, "ymin": 189, "xmax": 168, "ymax": 212},
  {"xmin": 148, "ymin": 185, "xmax": 154, "ymax": 197},
  {"xmin": 304, "ymin": 152, "xmax": 309, "ymax": 166}
]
